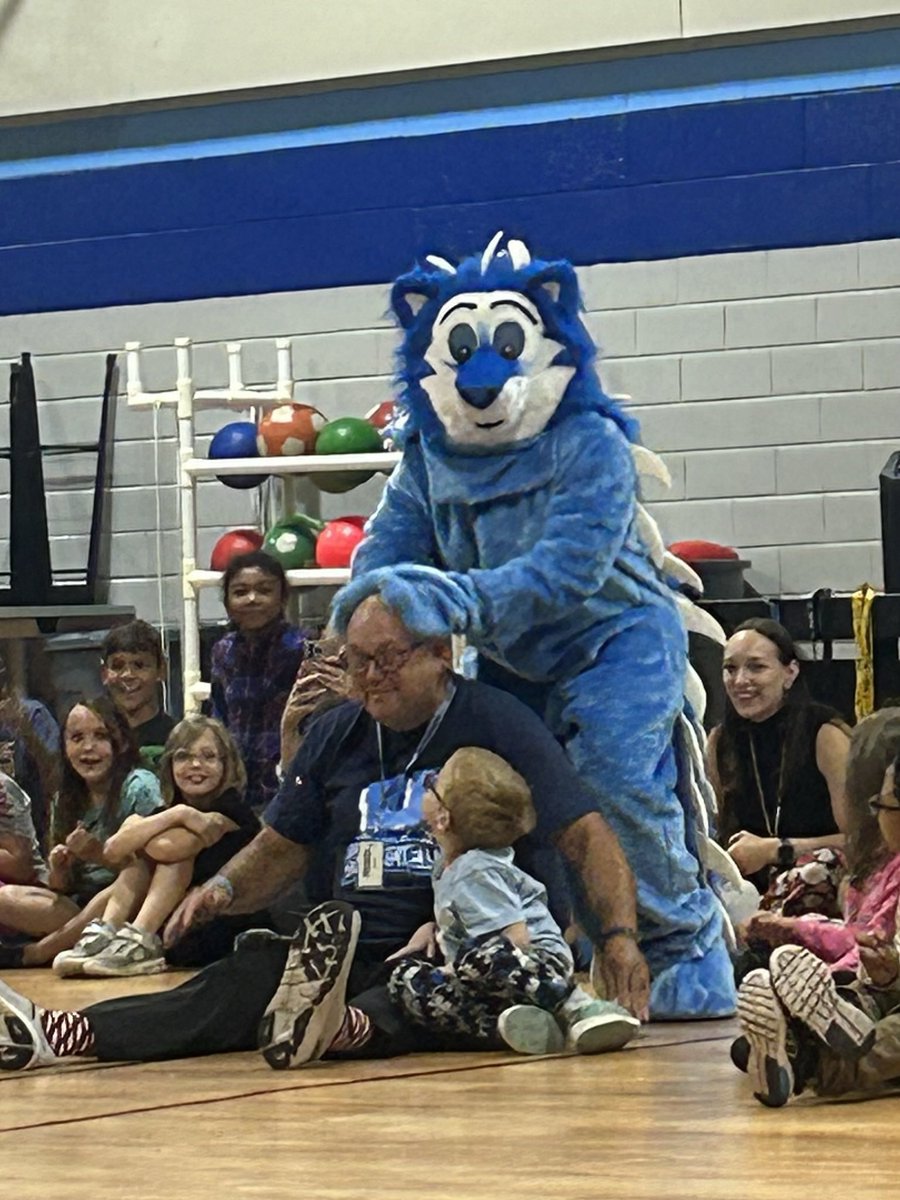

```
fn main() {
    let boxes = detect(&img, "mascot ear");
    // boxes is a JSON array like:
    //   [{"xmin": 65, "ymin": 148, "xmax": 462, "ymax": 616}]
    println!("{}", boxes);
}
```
[
  {"xmin": 391, "ymin": 271, "xmax": 441, "ymax": 330},
  {"xmin": 524, "ymin": 260, "xmax": 581, "ymax": 322}
]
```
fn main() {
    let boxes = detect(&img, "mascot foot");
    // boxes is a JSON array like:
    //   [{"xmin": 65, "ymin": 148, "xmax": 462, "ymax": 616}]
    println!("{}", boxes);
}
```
[{"xmin": 647, "ymin": 937, "xmax": 737, "ymax": 1021}]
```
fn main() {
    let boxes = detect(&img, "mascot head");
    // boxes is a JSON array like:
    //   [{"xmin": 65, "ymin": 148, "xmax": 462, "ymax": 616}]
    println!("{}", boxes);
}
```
[{"xmin": 390, "ymin": 232, "xmax": 635, "ymax": 452}]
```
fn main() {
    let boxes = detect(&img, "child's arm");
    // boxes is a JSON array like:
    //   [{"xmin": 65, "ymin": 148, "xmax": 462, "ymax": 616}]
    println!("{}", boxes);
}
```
[
  {"xmin": 0, "ymin": 832, "xmax": 36, "ymax": 884},
  {"xmin": 144, "ymin": 810, "xmax": 240, "ymax": 865},
  {"xmin": 500, "ymin": 920, "xmax": 531, "ymax": 949},
  {"xmin": 104, "ymin": 807, "xmax": 197, "ymax": 866}
]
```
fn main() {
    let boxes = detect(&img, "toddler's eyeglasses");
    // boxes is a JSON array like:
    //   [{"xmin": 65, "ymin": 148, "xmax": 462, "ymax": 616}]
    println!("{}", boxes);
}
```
[
  {"xmin": 173, "ymin": 749, "xmax": 222, "ymax": 766},
  {"xmin": 423, "ymin": 769, "xmax": 445, "ymax": 806},
  {"xmin": 868, "ymin": 794, "xmax": 900, "ymax": 815}
]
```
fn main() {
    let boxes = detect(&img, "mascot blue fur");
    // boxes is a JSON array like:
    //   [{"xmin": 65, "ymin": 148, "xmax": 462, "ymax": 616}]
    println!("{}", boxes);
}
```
[{"xmin": 333, "ymin": 233, "xmax": 736, "ymax": 1019}]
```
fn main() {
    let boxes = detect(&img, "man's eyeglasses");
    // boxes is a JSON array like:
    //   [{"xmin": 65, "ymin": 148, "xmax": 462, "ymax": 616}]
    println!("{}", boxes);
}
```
[
  {"xmin": 173, "ymin": 749, "xmax": 223, "ymax": 767},
  {"xmin": 341, "ymin": 641, "xmax": 425, "ymax": 678},
  {"xmin": 868, "ymin": 794, "xmax": 900, "ymax": 815}
]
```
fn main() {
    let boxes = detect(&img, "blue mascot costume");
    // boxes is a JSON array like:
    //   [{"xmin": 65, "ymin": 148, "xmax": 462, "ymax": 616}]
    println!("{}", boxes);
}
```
[{"xmin": 334, "ymin": 233, "xmax": 736, "ymax": 1019}]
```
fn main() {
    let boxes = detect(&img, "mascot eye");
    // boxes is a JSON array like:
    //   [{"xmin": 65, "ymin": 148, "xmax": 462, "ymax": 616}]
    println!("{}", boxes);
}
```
[
  {"xmin": 448, "ymin": 324, "xmax": 478, "ymax": 364},
  {"xmin": 493, "ymin": 321, "xmax": 525, "ymax": 360}
]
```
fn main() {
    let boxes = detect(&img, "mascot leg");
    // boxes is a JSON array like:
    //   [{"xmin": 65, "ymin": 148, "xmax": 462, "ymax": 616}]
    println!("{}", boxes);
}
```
[{"xmin": 549, "ymin": 607, "xmax": 736, "ymax": 1020}]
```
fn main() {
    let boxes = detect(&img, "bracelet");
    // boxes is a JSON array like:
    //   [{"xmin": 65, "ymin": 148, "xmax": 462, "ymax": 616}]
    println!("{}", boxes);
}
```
[
  {"xmin": 208, "ymin": 874, "xmax": 235, "ymax": 903},
  {"xmin": 596, "ymin": 926, "xmax": 639, "ymax": 947}
]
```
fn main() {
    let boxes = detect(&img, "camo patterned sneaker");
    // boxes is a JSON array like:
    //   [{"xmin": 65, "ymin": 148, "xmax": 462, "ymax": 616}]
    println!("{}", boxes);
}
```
[
  {"xmin": 258, "ymin": 901, "xmax": 360, "ymax": 1071},
  {"xmin": 768, "ymin": 944, "xmax": 876, "ymax": 1059},
  {"xmin": 82, "ymin": 923, "xmax": 166, "ymax": 977},
  {"xmin": 737, "ymin": 968, "xmax": 793, "ymax": 1108},
  {"xmin": 52, "ymin": 920, "xmax": 117, "ymax": 978},
  {"xmin": 0, "ymin": 980, "xmax": 59, "ymax": 1072},
  {"xmin": 498, "ymin": 1006, "xmax": 565, "ymax": 1055}
]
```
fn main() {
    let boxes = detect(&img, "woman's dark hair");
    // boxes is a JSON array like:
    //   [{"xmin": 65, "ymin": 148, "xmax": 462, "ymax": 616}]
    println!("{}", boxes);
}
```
[
  {"xmin": 52, "ymin": 695, "xmax": 141, "ymax": 845},
  {"xmin": 221, "ymin": 550, "xmax": 288, "ymax": 607},
  {"xmin": 714, "ymin": 619, "xmax": 841, "ymax": 843}
]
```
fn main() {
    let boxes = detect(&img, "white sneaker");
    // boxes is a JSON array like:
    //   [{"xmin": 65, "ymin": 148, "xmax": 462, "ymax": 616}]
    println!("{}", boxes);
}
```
[
  {"xmin": 52, "ymin": 919, "xmax": 117, "ymax": 978},
  {"xmin": 0, "ymin": 980, "xmax": 59, "ymax": 1071},
  {"xmin": 259, "ymin": 901, "xmax": 361, "ymax": 1070},
  {"xmin": 498, "ymin": 1006, "xmax": 566, "ymax": 1055},
  {"xmin": 82, "ymin": 923, "xmax": 166, "ymax": 977},
  {"xmin": 563, "ymin": 998, "xmax": 641, "ymax": 1055},
  {"xmin": 768, "ymin": 944, "xmax": 876, "ymax": 1059}
]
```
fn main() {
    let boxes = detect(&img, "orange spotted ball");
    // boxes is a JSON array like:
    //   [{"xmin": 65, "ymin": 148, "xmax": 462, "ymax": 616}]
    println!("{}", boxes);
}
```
[{"xmin": 257, "ymin": 404, "xmax": 327, "ymax": 457}]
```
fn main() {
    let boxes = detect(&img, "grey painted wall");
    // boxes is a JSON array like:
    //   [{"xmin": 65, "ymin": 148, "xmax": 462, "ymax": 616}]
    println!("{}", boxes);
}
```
[{"xmin": 1, "ymin": 238, "xmax": 898, "ymax": 627}]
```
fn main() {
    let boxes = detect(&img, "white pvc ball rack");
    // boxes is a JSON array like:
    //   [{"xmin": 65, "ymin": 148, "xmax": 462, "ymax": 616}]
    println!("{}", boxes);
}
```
[{"xmin": 125, "ymin": 336, "xmax": 398, "ymax": 712}]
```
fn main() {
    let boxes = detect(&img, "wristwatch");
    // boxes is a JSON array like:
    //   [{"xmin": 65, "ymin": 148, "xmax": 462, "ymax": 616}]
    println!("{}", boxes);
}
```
[{"xmin": 776, "ymin": 838, "xmax": 796, "ymax": 870}]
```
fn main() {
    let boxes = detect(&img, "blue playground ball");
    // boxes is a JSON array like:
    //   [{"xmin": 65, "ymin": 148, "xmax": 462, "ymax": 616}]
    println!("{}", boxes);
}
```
[{"xmin": 209, "ymin": 421, "xmax": 268, "ymax": 489}]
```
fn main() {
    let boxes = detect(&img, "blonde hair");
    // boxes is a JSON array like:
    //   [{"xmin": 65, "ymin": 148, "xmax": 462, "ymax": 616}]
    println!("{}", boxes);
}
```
[
  {"xmin": 157, "ymin": 716, "xmax": 246, "ymax": 807},
  {"xmin": 439, "ymin": 747, "xmax": 535, "ymax": 850}
]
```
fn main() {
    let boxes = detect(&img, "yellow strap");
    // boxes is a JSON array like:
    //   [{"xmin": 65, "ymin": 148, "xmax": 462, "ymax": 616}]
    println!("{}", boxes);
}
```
[{"xmin": 851, "ymin": 584, "xmax": 877, "ymax": 721}]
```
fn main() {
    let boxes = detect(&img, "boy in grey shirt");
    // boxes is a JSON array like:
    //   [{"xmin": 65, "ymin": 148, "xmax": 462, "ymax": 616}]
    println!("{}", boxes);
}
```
[{"xmin": 0, "ymin": 773, "xmax": 46, "ymax": 888}]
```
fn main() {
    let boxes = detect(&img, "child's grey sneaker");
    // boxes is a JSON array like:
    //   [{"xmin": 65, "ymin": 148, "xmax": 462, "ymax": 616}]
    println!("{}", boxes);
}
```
[
  {"xmin": 736, "ymin": 967, "xmax": 793, "ymax": 1108},
  {"xmin": 82, "ymin": 923, "xmax": 166, "ymax": 977},
  {"xmin": 259, "ymin": 901, "xmax": 360, "ymax": 1070},
  {"xmin": 498, "ymin": 1005, "xmax": 566, "ymax": 1055},
  {"xmin": 564, "ymin": 999, "xmax": 641, "ymax": 1055},
  {"xmin": 768, "ymin": 943, "xmax": 876, "ymax": 1060},
  {"xmin": 0, "ymin": 980, "xmax": 58, "ymax": 1071},
  {"xmin": 52, "ymin": 919, "xmax": 117, "ymax": 978}
]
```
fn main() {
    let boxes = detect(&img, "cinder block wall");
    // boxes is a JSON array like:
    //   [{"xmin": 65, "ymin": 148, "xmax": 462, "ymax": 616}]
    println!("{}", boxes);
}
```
[{"xmin": 1, "ymin": 237, "xmax": 897, "ymax": 621}]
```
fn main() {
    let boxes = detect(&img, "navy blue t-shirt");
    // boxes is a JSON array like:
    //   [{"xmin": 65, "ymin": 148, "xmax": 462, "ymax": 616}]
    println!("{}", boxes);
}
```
[{"xmin": 264, "ymin": 676, "xmax": 601, "ymax": 949}]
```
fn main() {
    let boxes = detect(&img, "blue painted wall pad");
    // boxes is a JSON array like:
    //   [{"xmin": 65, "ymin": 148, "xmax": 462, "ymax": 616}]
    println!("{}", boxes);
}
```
[{"xmin": 2, "ymin": 85, "xmax": 899, "ymax": 315}]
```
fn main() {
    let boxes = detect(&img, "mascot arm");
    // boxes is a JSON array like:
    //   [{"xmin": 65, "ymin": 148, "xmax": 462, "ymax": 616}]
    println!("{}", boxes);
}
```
[
  {"xmin": 464, "ymin": 425, "xmax": 636, "ymax": 640},
  {"xmin": 352, "ymin": 455, "xmax": 440, "ymax": 575},
  {"xmin": 333, "ymin": 423, "xmax": 636, "ymax": 640}
]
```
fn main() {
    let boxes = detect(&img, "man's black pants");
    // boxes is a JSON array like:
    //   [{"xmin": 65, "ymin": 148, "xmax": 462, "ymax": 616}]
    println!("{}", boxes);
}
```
[{"xmin": 83, "ymin": 938, "xmax": 487, "ymax": 1064}]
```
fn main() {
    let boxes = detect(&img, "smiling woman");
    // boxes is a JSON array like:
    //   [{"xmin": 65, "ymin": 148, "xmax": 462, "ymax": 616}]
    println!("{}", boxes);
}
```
[{"xmin": 707, "ymin": 619, "xmax": 851, "ymax": 890}]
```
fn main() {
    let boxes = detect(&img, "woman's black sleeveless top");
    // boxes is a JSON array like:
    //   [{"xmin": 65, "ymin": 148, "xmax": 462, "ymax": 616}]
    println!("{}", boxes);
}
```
[{"xmin": 717, "ymin": 703, "xmax": 841, "ymax": 842}]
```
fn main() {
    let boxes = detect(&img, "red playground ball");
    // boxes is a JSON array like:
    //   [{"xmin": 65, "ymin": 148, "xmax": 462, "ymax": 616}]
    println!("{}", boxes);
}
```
[
  {"xmin": 257, "ymin": 404, "xmax": 327, "ymax": 457},
  {"xmin": 315, "ymin": 516, "xmax": 367, "ymax": 569},
  {"xmin": 209, "ymin": 421, "xmax": 267, "ymax": 489},
  {"xmin": 210, "ymin": 529, "xmax": 264, "ymax": 571}
]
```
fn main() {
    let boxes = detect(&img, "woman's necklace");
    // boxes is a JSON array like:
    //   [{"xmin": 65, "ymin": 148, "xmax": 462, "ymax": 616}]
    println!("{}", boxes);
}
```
[{"xmin": 748, "ymin": 730, "xmax": 786, "ymax": 838}]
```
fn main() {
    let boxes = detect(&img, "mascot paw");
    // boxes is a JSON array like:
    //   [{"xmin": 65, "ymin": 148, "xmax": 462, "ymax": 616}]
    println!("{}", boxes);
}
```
[
  {"xmin": 647, "ymin": 938, "xmax": 737, "ymax": 1020},
  {"xmin": 333, "ymin": 565, "xmax": 480, "ymax": 639}
]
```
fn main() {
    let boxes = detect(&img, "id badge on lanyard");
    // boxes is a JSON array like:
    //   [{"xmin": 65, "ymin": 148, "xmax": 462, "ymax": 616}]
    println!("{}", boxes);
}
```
[{"xmin": 346, "ymin": 680, "xmax": 456, "ymax": 891}]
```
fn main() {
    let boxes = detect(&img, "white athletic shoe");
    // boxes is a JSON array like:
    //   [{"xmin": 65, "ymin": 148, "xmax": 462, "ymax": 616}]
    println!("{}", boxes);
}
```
[
  {"xmin": 736, "ymin": 968, "xmax": 793, "ymax": 1108},
  {"xmin": 82, "ymin": 923, "xmax": 166, "ymax": 977},
  {"xmin": 498, "ymin": 1006, "xmax": 566, "ymax": 1055},
  {"xmin": 258, "ymin": 901, "xmax": 360, "ymax": 1071},
  {"xmin": 564, "ymin": 999, "xmax": 641, "ymax": 1055},
  {"xmin": 768, "ymin": 944, "xmax": 876, "ymax": 1059},
  {"xmin": 0, "ymin": 980, "xmax": 59, "ymax": 1071},
  {"xmin": 52, "ymin": 919, "xmax": 117, "ymax": 978}
]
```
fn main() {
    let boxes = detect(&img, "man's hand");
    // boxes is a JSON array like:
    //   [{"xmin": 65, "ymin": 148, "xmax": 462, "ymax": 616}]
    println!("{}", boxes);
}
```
[
  {"xmin": 592, "ymin": 935, "xmax": 651, "ymax": 1022},
  {"xmin": 163, "ymin": 880, "xmax": 232, "ymax": 948},
  {"xmin": 280, "ymin": 642, "xmax": 347, "ymax": 768},
  {"xmin": 727, "ymin": 831, "xmax": 777, "ymax": 878},
  {"xmin": 856, "ymin": 931, "xmax": 900, "ymax": 988},
  {"xmin": 385, "ymin": 921, "xmax": 438, "ymax": 961},
  {"xmin": 65, "ymin": 824, "xmax": 106, "ymax": 864}
]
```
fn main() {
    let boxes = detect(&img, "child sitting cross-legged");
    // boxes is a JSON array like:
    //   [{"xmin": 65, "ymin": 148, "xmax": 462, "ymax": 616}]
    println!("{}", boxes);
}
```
[
  {"xmin": 52, "ymin": 717, "xmax": 260, "ymax": 978},
  {"xmin": 386, "ymin": 747, "xmax": 641, "ymax": 1056}
]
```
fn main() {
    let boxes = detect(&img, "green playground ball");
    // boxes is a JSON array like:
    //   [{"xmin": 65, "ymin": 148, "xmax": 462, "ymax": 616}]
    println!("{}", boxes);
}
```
[
  {"xmin": 312, "ymin": 417, "xmax": 384, "ymax": 492},
  {"xmin": 262, "ymin": 520, "xmax": 319, "ymax": 570}
]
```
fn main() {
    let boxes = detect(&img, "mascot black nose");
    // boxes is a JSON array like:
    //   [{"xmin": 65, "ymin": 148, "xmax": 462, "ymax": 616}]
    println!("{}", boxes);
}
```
[{"xmin": 457, "ymin": 385, "xmax": 501, "ymax": 410}]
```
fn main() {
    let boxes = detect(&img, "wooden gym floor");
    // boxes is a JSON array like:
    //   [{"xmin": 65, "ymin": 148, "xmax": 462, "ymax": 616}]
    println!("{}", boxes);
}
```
[{"xmin": 2, "ymin": 969, "xmax": 899, "ymax": 1199}]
